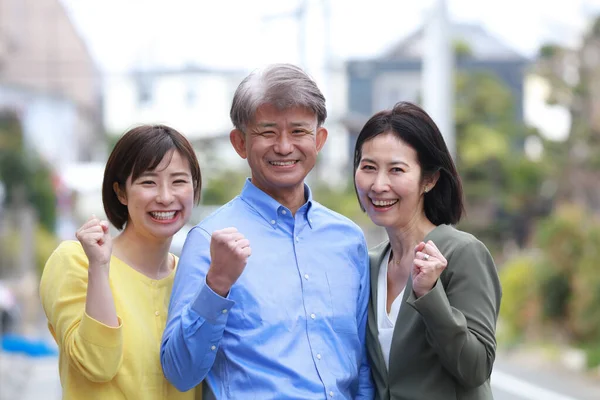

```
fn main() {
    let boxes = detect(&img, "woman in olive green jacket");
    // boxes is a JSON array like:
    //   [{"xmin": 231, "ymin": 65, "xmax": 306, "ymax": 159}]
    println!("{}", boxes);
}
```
[{"xmin": 353, "ymin": 102, "xmax": 502, "ymax": 400}]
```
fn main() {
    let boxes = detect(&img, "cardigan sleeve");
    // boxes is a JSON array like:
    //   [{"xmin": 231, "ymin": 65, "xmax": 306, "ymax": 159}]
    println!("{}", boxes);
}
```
[
  {"xmin": 40, "ymin": 241, "xmax": 124, "ymax": 382},
  {"xmin": 406, "ymin": 238, "xmax": 501, "ymax": 388}
]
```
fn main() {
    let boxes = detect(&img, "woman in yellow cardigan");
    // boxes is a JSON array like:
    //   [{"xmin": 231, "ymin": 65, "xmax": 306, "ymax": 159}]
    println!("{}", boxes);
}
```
[{"xmin": 40, "ymin": 125, "xmax": 202, "ymax": 399}]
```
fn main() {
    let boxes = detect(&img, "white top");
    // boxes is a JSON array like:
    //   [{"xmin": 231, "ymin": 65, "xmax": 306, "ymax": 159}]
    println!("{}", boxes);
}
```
[{"xmin": 377, "ymin": 248, "xmax": 405, "ymax": 371}]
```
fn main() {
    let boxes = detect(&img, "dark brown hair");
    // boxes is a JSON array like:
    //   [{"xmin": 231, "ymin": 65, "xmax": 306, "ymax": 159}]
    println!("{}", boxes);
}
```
[
  {"xmin": 353, "ymin": 102, "xmax": 464, "ymax": 225},
  {"xmin": 102, "ymin": 124, "xmax": 201, "ymax": 229}
]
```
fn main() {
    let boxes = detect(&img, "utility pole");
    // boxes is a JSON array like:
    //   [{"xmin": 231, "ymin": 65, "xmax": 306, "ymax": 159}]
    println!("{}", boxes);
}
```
[
  {"xmin": 261, "ymin": 0, "xmax": 309, "ymax": 69},
  {"xmin": 422, "ymin": 0, "xmax": 455, "ymax": 159}
]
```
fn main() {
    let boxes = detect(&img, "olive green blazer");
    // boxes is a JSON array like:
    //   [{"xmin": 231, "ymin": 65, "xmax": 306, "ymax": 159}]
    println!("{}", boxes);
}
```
[{"xmin": 366, "ymin": 224, "xmax": 502, "ymax": 400}]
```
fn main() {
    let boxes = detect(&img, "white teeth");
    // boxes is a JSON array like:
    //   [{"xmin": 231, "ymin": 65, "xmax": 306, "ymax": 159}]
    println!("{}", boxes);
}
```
[
  {"xmin": 270, "ymin": 161, "xmax": 296, "ymax": 166},
  {"xmin": 372, "ymin": 199, "xmax": 398, "ymax": 207},
  {"xmin": 150, "ymin": 211, "xmax": 176, "ymax": 220}
]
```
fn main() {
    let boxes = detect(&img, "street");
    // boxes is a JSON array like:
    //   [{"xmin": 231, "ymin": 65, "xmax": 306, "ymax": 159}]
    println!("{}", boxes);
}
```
[
  {"xmin": 492, "ymin": 355, "xmax": 600, "ymax": 400},
  {"xmin": 2, "ymin": 351, "xmax": 600, "ymax": 399}
]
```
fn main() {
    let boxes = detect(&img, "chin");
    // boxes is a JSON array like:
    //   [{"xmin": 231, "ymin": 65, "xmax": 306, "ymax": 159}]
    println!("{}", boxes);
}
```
[{"xmin": 366, "ymin": 213, "xmax": 395, "ymax": 228}]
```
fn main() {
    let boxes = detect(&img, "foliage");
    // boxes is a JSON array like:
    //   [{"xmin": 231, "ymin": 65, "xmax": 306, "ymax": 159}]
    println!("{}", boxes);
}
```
[
  {"xmin": 201, "ymin": 169, "xmax": 248, "ymax": 205},
  {"xmin": 2, "ymin": 225, "xmax": 59, "ymax": 276},
  {"xmin": 504, "ymin": 203, "xmax": 600, "ymax": 363},
  {"xmin": 568, "ymin": 224, "xmax": 600, "ymax": 341},
  {"xmin": 0, "ymin": 110, "xmax": 57, "ymax": 231},
  {"xmin": 498, "ymin": 254, "xmax": 539, "ymax": 342},
  {"xmin": 311, "ymin": 179, "xmax": 370, "ymax": 226},
  {"xmin": 454, "ymin": 70, "xmax": 552, "ymax": 252},
  {"xmin": 534, "ymin": 15, "xmax": 600, "ymax": 211}
]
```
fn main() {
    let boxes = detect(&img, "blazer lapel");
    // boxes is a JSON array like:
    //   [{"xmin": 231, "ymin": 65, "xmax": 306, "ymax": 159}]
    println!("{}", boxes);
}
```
[{"xmin": 367, "ymin": 242, "xmax": 391, "ymax": 377}]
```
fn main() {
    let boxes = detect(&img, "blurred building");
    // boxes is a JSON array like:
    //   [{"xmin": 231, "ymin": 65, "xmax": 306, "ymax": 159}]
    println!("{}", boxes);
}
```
[
  {"xmin": 103, "ymin": 66, "xmax": 249, "ymax": 173},
  {"xmin": 0, "ymin": 0, "xmax": 104, "ymax": 164},
  {"xmin": 344, "ymin": 23, "xmax": 529, "ymax": 161}
]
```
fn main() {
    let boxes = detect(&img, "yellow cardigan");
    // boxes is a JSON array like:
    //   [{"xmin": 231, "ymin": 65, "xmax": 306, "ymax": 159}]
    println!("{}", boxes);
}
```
[{"xmin": 40, "ymin": 240, "xmax": 200, "ymax": 400}]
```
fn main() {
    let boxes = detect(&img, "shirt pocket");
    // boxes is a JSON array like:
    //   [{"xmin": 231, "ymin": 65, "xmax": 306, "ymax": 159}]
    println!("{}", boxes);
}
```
[{"xmin": 326, "ymin": 268, "xmax": 360, "ymax": 334}]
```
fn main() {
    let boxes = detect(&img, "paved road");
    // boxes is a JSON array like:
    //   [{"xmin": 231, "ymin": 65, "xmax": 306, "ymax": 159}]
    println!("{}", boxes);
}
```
[
  {"xmin": 2, "ymin": 351, "xmax": 600, "ymax": 399},
  {"xmin": 492, "ymin": 355, "xmax": 600, "ymax": 400}
]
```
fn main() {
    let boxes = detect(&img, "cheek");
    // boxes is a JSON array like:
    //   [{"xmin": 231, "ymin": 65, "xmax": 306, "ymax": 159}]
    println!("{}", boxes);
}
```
[
  {"xmin": 354, "ymin": 173, "xmax": 369, "ymax": 193},
  {"xmin": 181, "ymin": 187, "xmax": 196, "ymax": 206}
]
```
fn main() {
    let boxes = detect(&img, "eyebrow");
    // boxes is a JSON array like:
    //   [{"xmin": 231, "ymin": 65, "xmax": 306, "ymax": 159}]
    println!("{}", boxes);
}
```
[
  {"xmin": 361, "ymin": 157, "xmax": 410, "ymax": 167},
  {"xmin": 138, "ymin": 171, "xmax": 191, "ymax": 178},
  {"xmin": 256, "ymin": 121, "xmax": 312, "ymax": 128}
]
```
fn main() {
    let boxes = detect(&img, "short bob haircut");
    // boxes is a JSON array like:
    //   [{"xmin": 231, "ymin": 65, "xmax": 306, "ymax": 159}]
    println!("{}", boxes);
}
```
[
  {"xmin": 230, "ymin": 63, "xmax": 327, "ymax": 131},
  {"xmin": 353, "ymin": 102, "xmax": 464, "ymax": 226},
  {"xmin": 102, "ymin": 124, "xmax": 202, "ymax": 230}
]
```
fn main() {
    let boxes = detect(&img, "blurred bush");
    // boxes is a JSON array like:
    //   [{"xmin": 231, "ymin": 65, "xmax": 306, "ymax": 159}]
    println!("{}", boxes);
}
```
[
  {"xmin": 498, "ymin": 254, "xmax": 539, "ymax": 342},
  {"xmin": 500, "ymin": 203, "xmax": 600, "ymax": 368},
  {"xmin": 2, "ymin": 225, "xmax": 59, "ymax": 276}
]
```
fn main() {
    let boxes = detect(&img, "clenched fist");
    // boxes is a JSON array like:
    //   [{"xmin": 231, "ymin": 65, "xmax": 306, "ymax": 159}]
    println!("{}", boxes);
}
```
[
  {"xmin": 76, "ymin": 215, "xmax": 112, "ymax": 272},
  {"xmin": 206, "ymin": 227, "xmax": 252, "ymax": 297},
  {"xmin": 411, "ymin": 240, "xmax": 448, "ymax": 298}
]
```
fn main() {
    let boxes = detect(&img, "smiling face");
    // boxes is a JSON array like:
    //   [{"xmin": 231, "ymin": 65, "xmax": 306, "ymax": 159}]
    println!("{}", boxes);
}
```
[
  {"xmin": 355, "ymin": 132, "xmax": 433, "ymax": 229},
  {"xmin": 230, "ymin": 104, "xmax": 327, "ymax": 204},
  {"xmin": 115, "ymin": 150, "xmax": 195, "ymax": 242}
]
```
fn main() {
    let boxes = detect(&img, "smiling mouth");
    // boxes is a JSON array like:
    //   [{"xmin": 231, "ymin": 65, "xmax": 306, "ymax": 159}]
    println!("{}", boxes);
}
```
[
  {"xmin": 370, "ymin": 199, "xmax": 399, "ymax": 208},
  {"xmin": 269, "ymin": 160, "xmax": 298, "ymax": 166},
  {"xmin": 149, "ymin": 211, "xmax": 177, "ymax": 220}
]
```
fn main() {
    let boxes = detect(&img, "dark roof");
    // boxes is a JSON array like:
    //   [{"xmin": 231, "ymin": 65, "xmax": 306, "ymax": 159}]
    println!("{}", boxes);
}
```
[{"xmin": 381, "ymin": 23, "xmax": 528, "ymax": 62}]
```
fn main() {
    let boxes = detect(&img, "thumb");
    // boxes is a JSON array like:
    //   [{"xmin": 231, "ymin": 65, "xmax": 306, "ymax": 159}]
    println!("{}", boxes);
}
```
[
  {"xmin": 100, "ymin": 221, "xmax": 110, "ymax": 233},
  {"xmin": 414, "ymin": 242, "xmax": 425, "ymax": 253}
]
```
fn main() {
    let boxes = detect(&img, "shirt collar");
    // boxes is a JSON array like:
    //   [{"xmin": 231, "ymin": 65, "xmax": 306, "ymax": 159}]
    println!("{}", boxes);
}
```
[{"xmin": 239, "ymin": 178, "xmax": 315, "ymax": 229}]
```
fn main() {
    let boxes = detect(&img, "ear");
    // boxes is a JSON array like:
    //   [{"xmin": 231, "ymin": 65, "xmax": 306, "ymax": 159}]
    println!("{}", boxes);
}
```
[
  {"xmin": 230, "ymin": 129, "xmax": 248, "ymax": 159},
  {"xmin": 423, "ymin": 170, "xmax": 440, "ymax": 194},
  {"xmin": 315, "ymin": 126, "xmax": 328, "ymax": 153},
  {"xmin": 113, "ymin": 182, "xmax": 127, "ymax": 206}
]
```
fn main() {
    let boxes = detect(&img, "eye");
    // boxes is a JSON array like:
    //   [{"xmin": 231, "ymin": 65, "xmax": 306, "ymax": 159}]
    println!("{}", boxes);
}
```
[
  {"xmin": 360, "ymin": 165, "xmax": 375, "ymax": 171},
  {"xmin": 173, "ymin": 179, "xmax": 189, "ymax": 184},
  {"xmin": 140, "ymin": 180, "xmax": 155, "ymax": 185},
  {"xmin": 292, "ymin": 129, "xmax": 307, "ymax": 135},
  {"xmin": 391, "ymin": 167, "xmax": 405, "ymax": 173},
  {"xmin": 260, "ymin": 131, "xmax": 276, "ymax": 136}
]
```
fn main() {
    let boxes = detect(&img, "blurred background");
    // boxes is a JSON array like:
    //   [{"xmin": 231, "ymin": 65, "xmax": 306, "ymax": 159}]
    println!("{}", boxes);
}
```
[{"xmin": 2, "ymin": 0, "xmax": 600, "ymax": 398}]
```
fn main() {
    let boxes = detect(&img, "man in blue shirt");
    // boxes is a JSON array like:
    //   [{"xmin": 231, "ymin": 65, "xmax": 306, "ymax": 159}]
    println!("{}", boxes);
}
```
[{"xmin": 161, "ymin": 63, "xmax": 374, "ymax": 399}]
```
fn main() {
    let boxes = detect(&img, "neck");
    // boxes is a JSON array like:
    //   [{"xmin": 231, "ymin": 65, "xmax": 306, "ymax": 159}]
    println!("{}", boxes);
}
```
[
  {"xmin": 112, "ymin": 226, "xmax": 173, "ymax": 279},
  {"xmin": 386, "ymin": 214, "xmax": 436, "ymax": 269},
  {"xmin": 255, "ymin": 180, "xmax": 307, "ymax": 215}
]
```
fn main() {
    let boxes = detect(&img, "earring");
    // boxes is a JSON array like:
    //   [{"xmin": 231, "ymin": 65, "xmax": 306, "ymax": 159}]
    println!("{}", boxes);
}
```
[{"xmin": 424, "ymin": 186, "xmax": 429, "ymax": 193}]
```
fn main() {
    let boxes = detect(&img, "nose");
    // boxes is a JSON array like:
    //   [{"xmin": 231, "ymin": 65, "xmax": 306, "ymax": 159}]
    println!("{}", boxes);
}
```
[
  {"xmin": 274, "ymin": 132, "xmax": 293, "ymax": 155},
  {"xmin": 156, "ymin": 184, "xmax": 174, "ymax": 205},
  {"xmin": 372, "ymin": 172, "xmax": 390, "ymax": 193}
]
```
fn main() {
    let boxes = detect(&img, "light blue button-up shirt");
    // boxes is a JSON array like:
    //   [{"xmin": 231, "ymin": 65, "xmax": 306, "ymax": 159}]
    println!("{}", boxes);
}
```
[{"xmin": 161, "ymin": 179, "xmax": 374, "ymax": 399}]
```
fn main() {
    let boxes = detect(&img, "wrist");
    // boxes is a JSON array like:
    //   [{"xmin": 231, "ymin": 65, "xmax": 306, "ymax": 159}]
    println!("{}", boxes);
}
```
[
  {"xmin": 206, "ymin": 270, "xmax": 232, "ymax": 297},
  {"xmin": 88, "ymin": 262, "xmax": 110, "ymax": 276}
]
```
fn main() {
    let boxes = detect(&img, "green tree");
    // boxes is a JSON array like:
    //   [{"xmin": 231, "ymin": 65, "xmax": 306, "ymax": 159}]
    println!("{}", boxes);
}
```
[
  {"xmin": 535, "ymin": 15, "xmax": 600, "ymax": 211},
  {"xmin": 0, "ymin": 110, "xmax": 57, "ymax": 231},
  {"xmin": 454, "ymin": 71, "xmax": 552, "ymax": 252}
]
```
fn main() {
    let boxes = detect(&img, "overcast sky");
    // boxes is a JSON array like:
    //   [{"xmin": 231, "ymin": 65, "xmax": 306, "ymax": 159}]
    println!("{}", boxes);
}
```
[{"xmin": 60, "ymin": 0, "xmax": 600, "ymax": 73}]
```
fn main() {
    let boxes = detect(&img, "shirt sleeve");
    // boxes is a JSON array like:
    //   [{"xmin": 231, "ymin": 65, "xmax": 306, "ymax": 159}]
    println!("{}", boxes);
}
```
[
  {"xmin": 160, "ymin": 227, "xmax": 235, "ymax": 392},
  {"xmin": 406, "ymin": 238, "xmax": 502, "ymax": 389},
  {"xmin": 355, "ymin": 238, "xmax": 375, "ymax": 399},
  {"xmin": 39, "ymin": 241, "xmax": 123, "ymax": 382}
]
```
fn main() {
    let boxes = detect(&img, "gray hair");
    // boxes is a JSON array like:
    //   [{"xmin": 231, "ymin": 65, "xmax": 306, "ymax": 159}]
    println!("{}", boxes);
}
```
[{"xmin": 230, "ymin": 63, "xmax": 327, "ymax": 131}]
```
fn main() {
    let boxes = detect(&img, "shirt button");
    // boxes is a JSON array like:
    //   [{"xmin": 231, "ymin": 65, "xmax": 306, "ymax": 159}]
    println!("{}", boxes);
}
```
[
  {"xmin": 270, "ymin": 219, "xmax": 276, "ymax": 225},
  {"xmin": 329, "ymin": 391, "xmax": 334, "ymax": 397},
  {"xmin": 310, "ymin": 313, "xmax": 316, "ymax": 320},
  {"xmin": 211, "ymin": 345, "xmax": 216, "ymax": 351},
  {"xmin": 222, "ymin": 309, "xmax": 228, "ymax": 314},
  {"xmin": 304, "ymin": 274, "xmax": 309, "ymax": 280},
  {"xmin": 154, "ymin": 311, "xmax": 160, "ymax": 316},
  {"xmin": 316, "ymin": 353, "xmax": 321, "ymax": 360},
  {"xmin": 295, "ymin": 237, "xmax": 300, "ymax": 242},
  {"xmin": 281, "ymin": 210, "xmax": 287, "ymax": 215}
]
